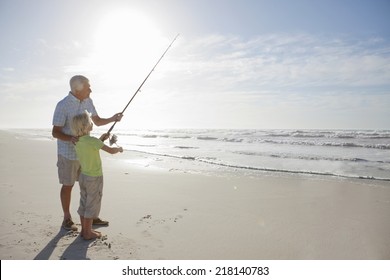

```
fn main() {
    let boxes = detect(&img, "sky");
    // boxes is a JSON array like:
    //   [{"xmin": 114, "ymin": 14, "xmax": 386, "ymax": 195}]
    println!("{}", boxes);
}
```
[{"xmin": 1, "ymin": 0, "xmax": 389, "ymax": 130}]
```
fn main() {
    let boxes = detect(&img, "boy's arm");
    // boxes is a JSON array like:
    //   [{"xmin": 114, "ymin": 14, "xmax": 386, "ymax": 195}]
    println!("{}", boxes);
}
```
[{"xmin": 101, "ymin": 144, "xmax": 123, "ymax": 154}]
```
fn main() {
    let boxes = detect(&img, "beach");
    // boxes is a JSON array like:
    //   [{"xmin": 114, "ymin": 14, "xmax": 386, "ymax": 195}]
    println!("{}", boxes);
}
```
[{"xmin": 0, "ymin": 129, "xmax": 389, "ymax": 260}]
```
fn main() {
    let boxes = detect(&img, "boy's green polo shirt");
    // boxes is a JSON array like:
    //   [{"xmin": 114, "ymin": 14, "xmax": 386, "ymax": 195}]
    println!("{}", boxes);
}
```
[{"xmin": 75, "ymin": 135, "xmax": 104, "ymax": 177}]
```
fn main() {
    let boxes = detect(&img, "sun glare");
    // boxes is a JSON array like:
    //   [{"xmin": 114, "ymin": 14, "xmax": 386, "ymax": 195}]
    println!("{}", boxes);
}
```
[
  {"xmin": 90, "ymin": 10, "xmax": 167, "ymax": 82},
  {"xmin": 80, "ymin": 9, "xmax": 177, "ymax": 128}
]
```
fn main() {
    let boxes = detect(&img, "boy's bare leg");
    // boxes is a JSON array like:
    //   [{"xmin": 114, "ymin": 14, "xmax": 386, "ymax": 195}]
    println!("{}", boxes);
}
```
[
  {"xmin": 81, "ymin": 217, "xmax": 102, "ymax": 240},
  {"xmin": 61, "ymin": 185, "xmax": 73, "ymax": 220},
  {"xmin": 80, "ymin": 216, "xmax": 85, "ymax": 237}
]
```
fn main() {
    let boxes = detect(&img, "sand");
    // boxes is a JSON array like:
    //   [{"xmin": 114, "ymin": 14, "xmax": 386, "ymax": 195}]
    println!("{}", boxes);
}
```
[{"xmin": 0, "ymin": 129, "xmax": 389, "ymax": 260}]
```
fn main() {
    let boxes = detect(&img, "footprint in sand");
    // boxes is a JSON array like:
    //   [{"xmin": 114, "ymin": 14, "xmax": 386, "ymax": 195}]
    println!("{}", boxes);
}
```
[{"xmin": 137, "ymin": 208, "xmax": 188, "ymax": 228}]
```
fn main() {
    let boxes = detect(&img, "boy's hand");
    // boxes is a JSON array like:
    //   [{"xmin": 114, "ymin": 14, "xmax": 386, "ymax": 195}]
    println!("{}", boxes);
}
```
[{"xmin": 100, "ymin": 133, "xmax": 110, "ymax": 142}]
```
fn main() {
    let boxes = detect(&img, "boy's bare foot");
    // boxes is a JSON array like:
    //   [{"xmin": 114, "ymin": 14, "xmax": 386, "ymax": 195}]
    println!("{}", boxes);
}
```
[{"xmin": 83, "ymin": 230, "xmax": 102, "ymax": 240}]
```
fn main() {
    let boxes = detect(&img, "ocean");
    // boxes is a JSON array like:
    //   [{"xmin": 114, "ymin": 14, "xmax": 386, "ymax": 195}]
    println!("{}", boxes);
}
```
[{"xmin": 17, "ymin": 128, "xmax": 390, "ymax": 181}]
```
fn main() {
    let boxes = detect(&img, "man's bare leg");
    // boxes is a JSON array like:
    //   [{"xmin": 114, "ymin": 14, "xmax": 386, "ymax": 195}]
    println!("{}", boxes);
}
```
[
  {"xmin": 61, "ymin": 185, "xmax": 73, "ymax": 220},
  {"xmin": 60, "ymin": 185, "xmax": 78, "ymax": 231}
]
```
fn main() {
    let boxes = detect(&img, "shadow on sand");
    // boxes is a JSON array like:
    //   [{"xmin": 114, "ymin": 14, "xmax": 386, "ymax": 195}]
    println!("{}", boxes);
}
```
[{"xmin": 34, "ymin": 228, "xmax": 94, "ymax": 260}]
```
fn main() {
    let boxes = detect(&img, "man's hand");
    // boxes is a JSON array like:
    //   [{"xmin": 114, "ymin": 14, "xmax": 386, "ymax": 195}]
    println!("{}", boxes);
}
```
[
  {"xmin": 112, "ymin": 113, "xmax": 123, "ymax": 122},
  {"xmin": 71, "ymin": 136, "xmax": 79, "ymax": 145}
]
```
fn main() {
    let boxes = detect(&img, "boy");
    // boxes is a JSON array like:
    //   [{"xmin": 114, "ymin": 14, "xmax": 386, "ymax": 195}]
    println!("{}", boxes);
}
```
[{"xmin": 71, "ymin": 111, "xmax": 123, "ymax": 240}]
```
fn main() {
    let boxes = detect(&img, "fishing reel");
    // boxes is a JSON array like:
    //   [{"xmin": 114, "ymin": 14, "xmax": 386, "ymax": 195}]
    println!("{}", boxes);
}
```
[{"xmin": 109, "ymin": 134, "xmax": 118, "ymax": 146}]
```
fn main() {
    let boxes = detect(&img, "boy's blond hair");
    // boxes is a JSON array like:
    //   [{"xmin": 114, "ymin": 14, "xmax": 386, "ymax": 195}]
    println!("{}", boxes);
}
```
[{"xmin": 71, "ymin": 111, "xmax": 92, "ymax": 137}]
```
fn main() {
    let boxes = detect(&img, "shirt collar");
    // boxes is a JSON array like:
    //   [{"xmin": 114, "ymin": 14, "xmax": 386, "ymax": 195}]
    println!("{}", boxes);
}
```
[{"xmin": 68, "ymin": 91, "xmax": 90, "ymax": 103}]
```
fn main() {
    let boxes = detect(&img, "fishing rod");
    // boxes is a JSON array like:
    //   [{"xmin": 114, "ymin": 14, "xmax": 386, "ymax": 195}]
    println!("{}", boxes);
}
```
[{"xmin": 107, "ymin": 33, "xmax": 180, "ymax": 145}]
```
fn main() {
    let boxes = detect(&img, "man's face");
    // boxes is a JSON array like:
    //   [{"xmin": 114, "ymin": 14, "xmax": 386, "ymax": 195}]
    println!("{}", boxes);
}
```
[{"xmin": 78, "ymin": 82, "xmax": 92, "ymax": 100}]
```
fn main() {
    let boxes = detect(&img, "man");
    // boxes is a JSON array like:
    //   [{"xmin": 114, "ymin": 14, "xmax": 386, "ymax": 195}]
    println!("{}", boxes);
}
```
[{"xmin": 52, "ymin": 75, "xmax": 123, "ymax": 231}]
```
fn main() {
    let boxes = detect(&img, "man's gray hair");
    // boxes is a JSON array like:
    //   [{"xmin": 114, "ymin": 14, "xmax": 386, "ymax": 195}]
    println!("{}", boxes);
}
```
[{"xmin": 70, "ymin": 75, "xmax": 89, "ymax": 92}]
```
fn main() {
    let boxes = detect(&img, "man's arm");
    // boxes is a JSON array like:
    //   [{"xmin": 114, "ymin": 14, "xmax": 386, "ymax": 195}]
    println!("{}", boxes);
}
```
[
  {"xmin": 52, "ymin": 126, "xmax": 78, "ymax": 144},
  {"xmin": 91, "ymin": 113, "xmax": 123, "ymax": 127}
]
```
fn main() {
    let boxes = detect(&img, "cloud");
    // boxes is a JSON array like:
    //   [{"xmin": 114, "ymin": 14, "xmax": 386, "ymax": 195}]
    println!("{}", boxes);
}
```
[
  {"xmin": 135, "ymin": 33, "xmax": 390, "ymax": 128},
  {"xmin": 1, "ymin": 32, "xmax": 389, "ymax": 129},
  {"xmin": 169, "ymin": 33, "xmax": 390, "ymax": 93},
  {"xmin": 62, "ymin": 32, "xmax": 390, "ymax": 103}
]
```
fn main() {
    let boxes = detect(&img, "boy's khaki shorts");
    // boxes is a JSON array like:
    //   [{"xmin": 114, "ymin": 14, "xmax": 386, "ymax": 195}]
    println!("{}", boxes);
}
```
[
  {"xmin": 57, "ymin": 154, "xmax": 81, "ymax": 186},
  {"xmin": 78, "ymin": 174, "xmax": 104, "ymax": 219}
]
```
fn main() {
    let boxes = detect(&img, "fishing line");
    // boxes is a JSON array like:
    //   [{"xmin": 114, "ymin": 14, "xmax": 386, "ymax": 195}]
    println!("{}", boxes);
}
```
[{"xmin": 107, "ymin": 33, "xmax": 180, "ymax": 146}]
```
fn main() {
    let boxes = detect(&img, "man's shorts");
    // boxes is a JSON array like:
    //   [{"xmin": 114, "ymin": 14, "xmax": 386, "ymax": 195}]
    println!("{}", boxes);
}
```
[
  {"xmin": 78, "ymin": 174, "xmax": 104, "ymax": 219},
  {"xmin": 57, "ymin": 154, "xmax": 81, "ymax": 186}
]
